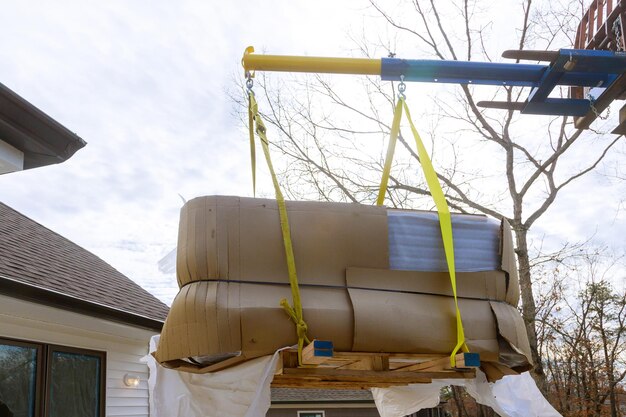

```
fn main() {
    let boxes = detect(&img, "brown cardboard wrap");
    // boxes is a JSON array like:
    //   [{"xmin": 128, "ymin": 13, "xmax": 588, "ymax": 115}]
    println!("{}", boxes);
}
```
[{"xmin": 156, "ymin": 196, "xmax": 531, "ymax": 374}]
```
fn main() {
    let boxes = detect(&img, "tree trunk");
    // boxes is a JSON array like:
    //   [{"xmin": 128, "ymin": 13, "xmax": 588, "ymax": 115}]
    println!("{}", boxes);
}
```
[
  {"xmin": 608, "ymin": 388, "xmax": 618, "ymax": 417},
  {"xmin": 451, "ymin": 386, "xmax": 468, "ymax": 417},
  {"xmin": 514, "ymin": 228, "xmax": 547, "ymax": 392}
]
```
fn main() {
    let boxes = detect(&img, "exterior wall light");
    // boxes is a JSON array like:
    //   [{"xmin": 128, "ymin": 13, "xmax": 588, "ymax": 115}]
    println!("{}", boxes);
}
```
[{"xmin": 123, "ymin": 373, "xmax": 141, "ymax": 388}]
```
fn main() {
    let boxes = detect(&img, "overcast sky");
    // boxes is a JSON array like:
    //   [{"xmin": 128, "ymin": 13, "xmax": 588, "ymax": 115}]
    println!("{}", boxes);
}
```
[{"xmin": 1, "ymin": 0, "xmax": 624, "ymax": 305}]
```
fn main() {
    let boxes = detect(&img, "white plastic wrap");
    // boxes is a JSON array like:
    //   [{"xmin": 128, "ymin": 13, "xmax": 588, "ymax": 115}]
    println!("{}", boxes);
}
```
[
  {"xmin": 388, "ymin": 210, "xmax": 501, "ymax": 272},
  {"xmin": 147, "ymin": 336, "xmax": 284, "ymax": 417},
  {"xmin": 371, "ymin": 370, "xmax": 562, "ymax": 417}
]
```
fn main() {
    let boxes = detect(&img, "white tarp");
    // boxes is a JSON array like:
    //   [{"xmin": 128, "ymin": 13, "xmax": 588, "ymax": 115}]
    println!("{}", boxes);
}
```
[
  {"xmin": 371, "ymin": 370, "xmax": 562, "ymax": 417},
  {"xmin": 146, "ymin": 336, "xmax": 285, "ymax": 417},
  {"xmin": 147, "ymin": 336, "xmax": 561, "ymax": 417}
]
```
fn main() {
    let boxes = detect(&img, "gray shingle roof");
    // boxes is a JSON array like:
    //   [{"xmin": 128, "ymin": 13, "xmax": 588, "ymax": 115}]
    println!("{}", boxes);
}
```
[
  {"xmin": 0, "ymin": 202, "xmax": 169, "ymax": 323},
  {"xmin": 271, "ymin": 388, "xmax": 374, "ymax": 403}
]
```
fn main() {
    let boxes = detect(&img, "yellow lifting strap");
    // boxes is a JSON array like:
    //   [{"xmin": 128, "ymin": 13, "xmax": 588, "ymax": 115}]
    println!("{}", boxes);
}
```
[
  {"xmin": 249, "ymin": 96, "xmax": 257, "ymax": 196},
  {"xmin": 377, "ymin": 98, "xmax": 470, "ymax": 368},
  {"xmin": 248, "ymin": 92, "xmax": 311, "ymax": 364}
]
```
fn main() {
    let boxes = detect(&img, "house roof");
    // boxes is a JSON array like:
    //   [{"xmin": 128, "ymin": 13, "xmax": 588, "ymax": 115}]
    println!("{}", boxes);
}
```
[
  {"xmin": 0, "ymin": 81, "xmax": 86, "ymax": 171},
  {"xmin": 0, "ymin": 202, "xmax": 169, "ymax": 330},
  {"xmin": 271, "ymin": 388, "xmax": 374, "ymax": 403}
]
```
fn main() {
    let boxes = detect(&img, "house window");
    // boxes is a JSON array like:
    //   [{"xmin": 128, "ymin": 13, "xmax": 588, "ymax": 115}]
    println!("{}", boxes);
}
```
[
  {"xmin": 0, "ymin": 339, "xmax": 42, "ymax": 417},
  {"xmin": 297, "ymin": 412, "xmax": 325, "ymax": 417},
  {"xmin": 0, "ymin": 338, "xmax": 105, "ymax": 417}
]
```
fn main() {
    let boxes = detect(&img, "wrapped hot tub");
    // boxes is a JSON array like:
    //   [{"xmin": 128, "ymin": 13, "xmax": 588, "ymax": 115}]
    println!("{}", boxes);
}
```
[{"xmin": 155, "ymin": 196, "xmax": 530, "ymax": 373}]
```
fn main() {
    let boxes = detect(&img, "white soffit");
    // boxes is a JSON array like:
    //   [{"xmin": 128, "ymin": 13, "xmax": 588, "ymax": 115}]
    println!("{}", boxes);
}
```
[{"xmin": 0, "ymin": 139, "xmax": 24, "ymax": 174}]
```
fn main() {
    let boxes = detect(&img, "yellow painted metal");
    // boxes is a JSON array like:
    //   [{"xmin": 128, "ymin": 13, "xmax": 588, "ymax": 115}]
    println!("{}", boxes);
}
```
[{"xmin": 242, "ymin": 46, "xmax": 380, "ymax": 76}]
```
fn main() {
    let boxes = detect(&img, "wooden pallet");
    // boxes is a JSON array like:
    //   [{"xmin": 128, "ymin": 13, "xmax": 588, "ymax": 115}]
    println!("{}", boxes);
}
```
[{"xmin": 271, "ymin": 340, "xmax": 518, "ymax": 389}]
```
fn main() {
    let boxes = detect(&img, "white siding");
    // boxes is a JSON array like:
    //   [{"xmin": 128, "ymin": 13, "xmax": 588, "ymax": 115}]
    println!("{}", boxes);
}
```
[{"xmin": 0, "ymin": 294, "xmax": 159, "ymax": 417}]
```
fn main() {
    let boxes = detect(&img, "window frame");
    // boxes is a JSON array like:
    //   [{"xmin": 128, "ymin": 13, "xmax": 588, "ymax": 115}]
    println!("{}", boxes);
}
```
[{"xmin": 0, "ymin": 337, "xmax": 106, "ymax": 417}]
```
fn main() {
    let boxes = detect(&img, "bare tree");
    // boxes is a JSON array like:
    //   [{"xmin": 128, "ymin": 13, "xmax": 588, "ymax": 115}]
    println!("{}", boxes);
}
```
[
  {"xmin": 237, "ymin": 0, "xmax": 626, "ymax": 392},
  {"xmin": 442, "ymin": 385, "xmax": 498, "ymax": 417},
  {"xmin": 535, "ymin": 250, "xmax": 626, "ymax": 417}
]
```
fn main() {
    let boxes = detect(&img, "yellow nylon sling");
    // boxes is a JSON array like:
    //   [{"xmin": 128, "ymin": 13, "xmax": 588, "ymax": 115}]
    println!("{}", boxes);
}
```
[
  {"xmin": 377, "ymin": 97, "xmax": 469, "ymax": 367},
  {"xmin": 248, "ymin": 92, "xmax": 311, "ymax": 364},
  {"xmin": 249, "ymin": 96, "xmax": 257, "ymax": 196}
]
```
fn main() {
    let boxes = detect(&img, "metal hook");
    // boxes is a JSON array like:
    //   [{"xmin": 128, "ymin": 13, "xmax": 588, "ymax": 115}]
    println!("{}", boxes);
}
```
[
  {"xmin": 245, "ymin": 72, "xmax": 255, "ymax": 97},
  {"xmin": 398, "ymin": 74, "xmax": 406, "ymax": 99}
]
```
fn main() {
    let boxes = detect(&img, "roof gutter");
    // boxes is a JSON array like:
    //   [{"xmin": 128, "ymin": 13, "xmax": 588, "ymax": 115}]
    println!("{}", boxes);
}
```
[
  {"xmin": 0, "ymin": 82, "xmax": 86, "ymax": 171},
  {"xmin": 0, "ymin": 274, "xmax": 164, "ymax": 332}
]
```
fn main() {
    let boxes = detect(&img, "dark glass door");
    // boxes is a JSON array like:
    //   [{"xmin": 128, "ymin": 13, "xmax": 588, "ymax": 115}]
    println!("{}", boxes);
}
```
[
  {"xmin": 46, "ymin": 349, "xmax": 103, "ymax": 417},
  {"xmin": 0, "ymin": 340, "xmax": 41, "ymax": 417}
]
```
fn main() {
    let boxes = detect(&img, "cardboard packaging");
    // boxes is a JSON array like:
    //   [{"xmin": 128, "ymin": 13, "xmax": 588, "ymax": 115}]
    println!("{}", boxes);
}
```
[{"xmin": 156, "ymin": 196, "xmax": 531, "ymax": 373}]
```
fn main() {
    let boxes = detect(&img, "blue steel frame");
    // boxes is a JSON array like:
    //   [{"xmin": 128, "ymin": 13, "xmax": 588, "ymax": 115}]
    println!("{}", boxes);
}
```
[{"xmin": 381, "ymin": 49, "xmax": 626, "ymax": 116}]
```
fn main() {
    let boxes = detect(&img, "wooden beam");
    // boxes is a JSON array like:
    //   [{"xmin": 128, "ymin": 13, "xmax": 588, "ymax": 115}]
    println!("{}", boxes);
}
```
[
  {"xmin": 611, "ymin": 103, "xmax": 626, "ymax": 133},
  {"xmin": 273, "ymin": 348, "xmax": 516, "ymax": 389},
  {"xmin": 393, "ymin": 353, "xmax": 480, "ymax": 372},
  {"xmin": 271, "ymin": 378, "xmax": 407, "ymax": 389},
  {"xmin": 480, "ymin": 362, "xmax": 519, "ymax": 383}
]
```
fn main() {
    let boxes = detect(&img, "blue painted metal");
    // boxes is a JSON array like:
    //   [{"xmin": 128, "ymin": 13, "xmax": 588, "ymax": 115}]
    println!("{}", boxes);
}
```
[
  {"xmin": 527, "ymin": 58, "xmax": 568, "ymax": 103},
  {"xmin": 381, "ymin": 49, "xmax": 626, "ymax": 117},
  {"xmin": 381, "ymin": 58, "xmax": 615, "ymax": 88},
  {"xmin": 558, "ymin": 49, "xmax": 626, "ymax": 73},
  {"xmin": 381, "ymin": 59, "xmax": 545, "ymax": 86}
]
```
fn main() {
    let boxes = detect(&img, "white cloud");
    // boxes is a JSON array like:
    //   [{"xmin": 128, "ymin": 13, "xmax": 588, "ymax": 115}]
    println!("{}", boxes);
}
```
[
  {"xmin": 0, "ymin": 0, "xmax": 623, "ymax": 305},
  {"xmin": 0, "ymin": 0, "xmax": 366, "ymax": 304}
]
